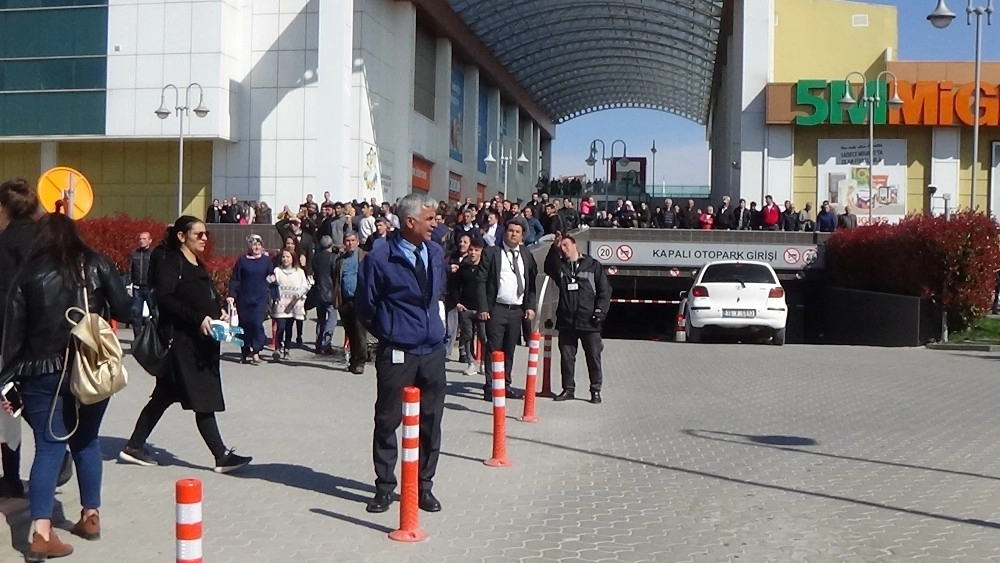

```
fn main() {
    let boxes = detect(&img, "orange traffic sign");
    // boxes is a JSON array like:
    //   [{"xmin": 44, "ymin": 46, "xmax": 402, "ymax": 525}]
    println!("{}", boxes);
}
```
[{"xmin": 38, "ymin": 166, "xmax": 94, "ymax": 219}]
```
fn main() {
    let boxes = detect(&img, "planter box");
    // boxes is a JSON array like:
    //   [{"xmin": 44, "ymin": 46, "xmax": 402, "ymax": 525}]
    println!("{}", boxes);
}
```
[{"xmin": 820, "ymin": 287, "xmax": 937, "ymax": 347}]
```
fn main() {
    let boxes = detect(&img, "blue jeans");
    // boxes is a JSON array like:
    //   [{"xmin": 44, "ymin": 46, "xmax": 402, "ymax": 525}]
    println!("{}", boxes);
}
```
[
  {"xmin": 21, "ymin": 372, "xmax": 108, "ymax": 520},
  {"xmin": 315, "ymin": 304, "xmax": 337, "ymax": 350},
  {"xmin": 131, "ymin": 287, "xmax": 155, "ymax": 338}
]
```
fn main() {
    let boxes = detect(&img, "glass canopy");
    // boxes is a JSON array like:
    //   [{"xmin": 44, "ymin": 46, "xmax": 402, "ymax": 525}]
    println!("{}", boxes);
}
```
[{"xmin": 446, "ymin": 0, "xmax": 725, "ymax": 124}]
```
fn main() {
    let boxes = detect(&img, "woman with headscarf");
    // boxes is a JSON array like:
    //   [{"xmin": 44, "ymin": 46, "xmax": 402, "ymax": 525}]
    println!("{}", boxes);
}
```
[{"xmin": 227, "ymin": 234, "xmax": 272, "ymax": 364}]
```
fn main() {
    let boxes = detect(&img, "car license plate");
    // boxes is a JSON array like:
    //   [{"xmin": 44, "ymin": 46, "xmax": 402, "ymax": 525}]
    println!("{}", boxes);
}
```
[{"xmin": 722, "ymin": 309, "xmax": 756, "ymax": 318}]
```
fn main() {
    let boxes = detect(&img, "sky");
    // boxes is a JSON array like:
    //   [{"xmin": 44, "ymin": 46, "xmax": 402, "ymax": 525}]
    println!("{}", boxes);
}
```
[{"xmin": 547, "ymin": 0, "xmax": 1000, "ymax": 186}]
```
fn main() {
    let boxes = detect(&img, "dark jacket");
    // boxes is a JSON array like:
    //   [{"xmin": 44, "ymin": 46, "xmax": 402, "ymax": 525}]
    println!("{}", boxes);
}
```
[
  {"xmin": 816, "ymin": 210, "xmax": 837, "ymax": 232},
  {"xmin": 543, "ymin": 244, "xmax": 612, "ymax": 332},
  {"xmin": 0, "ymin": 218, "xmax": 38, "ymax": 336},
  {"xmin": 1, "ymin": 252, "xmax": 131, "ymax": 384},
  {"xmin": 780, "ymin": 210, "xmax": 801, "ymax": 232},
  {"xmin": 447, "ymin": 257, "xmax": 481, "ymax": 310},
  {"xmin": 476, "ymin": 243, "xmax": 539, "ymax": 313},
  {"xmin": 332, "ymin": 248, "xmax": 367, "ymax": 309},
  {"xmin": 356, "ymin": 236, "xmax": 446, "ymax": 354},
  {"xmin": 733, "ymin": 207, "xmax": 752, "ymax": 230},
  {"xmin": 130, "ymin": 246, "xmax": 153, "ymax": 288},
  {"xmin": 311, "ymin": 248, "xmax": 337, "ymax": 306},
  {"xmin": 155, "ymin": 250, "xmax": 227, "ymax": 412},
  {"xmin": 715, "ymin": 205, "xmax": 734, "ymax": 230}
]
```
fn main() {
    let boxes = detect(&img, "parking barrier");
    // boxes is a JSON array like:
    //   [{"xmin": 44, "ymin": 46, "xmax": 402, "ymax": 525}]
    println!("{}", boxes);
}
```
[
  {"xmin": 519, "ymin": 332, "xmax": 540, "ymax": 423},
  {"xmin": 538, "ymin": 329, "xmax": 556, "ymax": 398},
  {"xmin": 389, "ymin": 386, "xmax": 427, "ymax": 542},
  {"xmin": 484, "ymin": 351, "xmax": 512, "ymax": 467},
  {"xmin": 674, "ymin": 313, "xmax": 687, "ymax": 343},
  {"xmin": 175, "ymin": 479, "xmax": 203, "ymax": 563}
]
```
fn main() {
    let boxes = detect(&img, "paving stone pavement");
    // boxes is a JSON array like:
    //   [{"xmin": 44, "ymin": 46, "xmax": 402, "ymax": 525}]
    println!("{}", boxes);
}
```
[{"xmin": 3, "ymin": 327, "xmax": 1000, "ymax": 561}]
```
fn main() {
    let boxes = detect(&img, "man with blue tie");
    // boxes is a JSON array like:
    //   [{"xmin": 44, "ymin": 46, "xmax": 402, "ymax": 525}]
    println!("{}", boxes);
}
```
[{"xmin": 357, "ymin": 192, "xmax": 448, "ymax": 515}]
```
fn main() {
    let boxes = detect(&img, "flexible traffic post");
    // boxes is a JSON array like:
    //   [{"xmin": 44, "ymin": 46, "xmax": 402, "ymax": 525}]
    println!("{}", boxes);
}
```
[
  {"xmin": 538, "ymin": 327, "xmax": 556, "ymax": 398},
  {"xmin": 175, "ymin": 479, "xmax": 203, "ymax": 563},
  {"xmin": 674, "ymin": 312, "xmax": 687, "ymax": 343},
  {"xmin": 389, "ymin": 386, "xmax": 428, "ymax": 542},
  {"xmin": 519, "ymin": 332, "xmax": 540, "ymax": 423},
  {"xmin": 484, "ymin": 351, "xmax": 512, "ymax": 467}
]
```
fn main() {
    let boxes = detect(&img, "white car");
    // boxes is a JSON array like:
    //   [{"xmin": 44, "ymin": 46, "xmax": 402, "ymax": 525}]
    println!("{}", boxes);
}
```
[{"xmin": 680, "ymin": 260, "xmax": 788, "ymax": 345}]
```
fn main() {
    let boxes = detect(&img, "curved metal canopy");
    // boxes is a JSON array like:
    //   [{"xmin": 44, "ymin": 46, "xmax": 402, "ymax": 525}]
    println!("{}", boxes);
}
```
[{"xmin": 447, "ymin": 0, "xmax": 725, "ymax": 124}]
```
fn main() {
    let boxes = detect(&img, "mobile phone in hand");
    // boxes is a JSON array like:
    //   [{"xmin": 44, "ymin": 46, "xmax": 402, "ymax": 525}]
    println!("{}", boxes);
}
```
[{"xmin": 1, "ymin": 382, "xmax": 23, "ymax": 418}]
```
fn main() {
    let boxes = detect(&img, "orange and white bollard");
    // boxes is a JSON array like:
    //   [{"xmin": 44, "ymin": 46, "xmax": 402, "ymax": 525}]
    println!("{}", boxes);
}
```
[
  {"xmin": 519, "ymin": 332, "xmax": 540, "ymax": 423},
  {"xmin": 484, "ymin": 351, "xmax": 512, "ymax": 467},
  {"xmin": 538, "ymin": 330, "xmax": 556, "ymax": 398},
  {"xmin": 389, "ymin": 386, "xmax": 427, "ymax": 542},
  {"xmin": 175, "ymin": 479, "xmax": 203, "ymax": 563},
  {"xmin": 674, "ymin": 312, "xmax": 687, "ymax": 343}
]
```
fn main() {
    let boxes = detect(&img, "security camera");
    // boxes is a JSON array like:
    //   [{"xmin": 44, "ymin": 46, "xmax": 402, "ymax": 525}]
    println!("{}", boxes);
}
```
[{"xmin": 928, "ymin": 184, "xmax": 938, "ymax": 195}]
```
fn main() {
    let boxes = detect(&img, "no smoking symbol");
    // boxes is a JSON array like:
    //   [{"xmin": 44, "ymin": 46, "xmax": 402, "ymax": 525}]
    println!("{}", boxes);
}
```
[
  {"xmin": 596, "ymin": 245, "xmax": 613, "ymax": 260},
  {"xmin": 783, "ymin": 248, "xmax": 800, "ymax": 265},
  {"xmin": 616, "ymin": 245, "xmax": 633, "ymax": 262}
]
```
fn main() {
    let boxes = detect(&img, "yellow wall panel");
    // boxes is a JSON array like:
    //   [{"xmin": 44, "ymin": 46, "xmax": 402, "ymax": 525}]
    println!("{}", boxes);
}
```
[
  {"xmin": 774, "ymin": 0, "xmax": 897, "ymax": 82},
  {"xmin": 122, "ymin": 144, "xmax": 146, "ymax": 184},
  {"xmin": 0, "ymin": 143, "xmax": 40, "ymax": 181},
  {"xmin": 101, "ymin": 142, "xmax": 125, "ymax": 185}
]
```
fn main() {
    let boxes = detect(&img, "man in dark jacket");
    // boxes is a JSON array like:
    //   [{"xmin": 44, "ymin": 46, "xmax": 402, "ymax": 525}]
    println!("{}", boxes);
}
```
[
  {"xmin": 129, "ymin": 231, "xmax": 155, "ymax": 338},
  {"xmin": 310, "ymin": 236, "xmax": 337, "ymax": 355},
  {"xmin": 357, "ymin": 193, "xmax": 447, "ymax": 515},
  {"xmin": 333, "ymin": 232, "xmax": 368, "ymax": 372},
  {"xmin": 544, "ymin": 233, "xmax": 612, "ymax": 404}
]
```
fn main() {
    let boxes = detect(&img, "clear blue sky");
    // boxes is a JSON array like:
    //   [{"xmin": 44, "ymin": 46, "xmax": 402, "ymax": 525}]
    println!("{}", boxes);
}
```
[{"xmin": 548, "ymin": 0, "xmax": 1000, "ymax": 185}]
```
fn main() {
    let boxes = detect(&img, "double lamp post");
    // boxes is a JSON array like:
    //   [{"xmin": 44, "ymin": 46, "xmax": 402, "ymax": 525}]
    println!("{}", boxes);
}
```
[
  {"xmin": 484, "ymin": 139, "xmax": 529, "ymax": 201},
  {"xmin": 586, "ymin": 139, "xmax": 629, "ymax": 209},
  {"xmin": 155, "ymin": 83, "xmax": 210, "ymax": 218}
]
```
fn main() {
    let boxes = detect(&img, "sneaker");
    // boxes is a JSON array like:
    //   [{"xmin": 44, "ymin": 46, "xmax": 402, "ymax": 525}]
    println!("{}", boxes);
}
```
[
  {"xmin": 118, "ymin": 445, "xmax": 158, "ymax": 467},
  {"xmin": 213, "ymin": 449, "xmax": 252, "ymax": 474},
  {"xmin": 463, "ymin": 363, "xmax": 478, "ymax": 376},
  {"xmin": 281, "ymin": 348, "xmax": 290, "ymax": 360}
]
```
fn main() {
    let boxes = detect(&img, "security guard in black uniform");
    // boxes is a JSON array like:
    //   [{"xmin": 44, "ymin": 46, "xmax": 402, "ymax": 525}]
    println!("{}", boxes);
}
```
[{"xmin": 543, "ymin": 232, "xmax": 612, "ymax": 404}]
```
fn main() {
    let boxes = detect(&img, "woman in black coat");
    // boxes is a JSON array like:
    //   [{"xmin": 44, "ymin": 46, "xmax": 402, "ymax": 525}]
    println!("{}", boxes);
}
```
[{"xmin": 119, "ymin": 216, "xmax": 252, "ymax": 474}]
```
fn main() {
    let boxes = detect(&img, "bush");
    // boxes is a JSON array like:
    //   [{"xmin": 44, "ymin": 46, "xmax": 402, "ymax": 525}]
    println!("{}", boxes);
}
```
[
  {"xmin": 826, "ymin": 211, "xmax": 1000, "ymax": 331},
  {"xmin": 75, "ymin": 213, "xmax": 234, "ymax": 298}
]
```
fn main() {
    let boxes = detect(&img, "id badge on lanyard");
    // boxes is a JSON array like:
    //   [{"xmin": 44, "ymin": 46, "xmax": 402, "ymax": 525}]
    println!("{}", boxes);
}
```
[{"xmin": 567, "ymin": 261, "xmax": 579, "ymax": 291}]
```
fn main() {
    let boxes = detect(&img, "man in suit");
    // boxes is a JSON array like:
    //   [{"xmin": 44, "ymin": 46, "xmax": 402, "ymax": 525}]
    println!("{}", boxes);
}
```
[
  {"xmin": 357, "ymin": 193, "xmax": 447, "ymax": 514},
  {"xmin": 476, "ymin": 217, "xmax": 538, "ymax": 402}
]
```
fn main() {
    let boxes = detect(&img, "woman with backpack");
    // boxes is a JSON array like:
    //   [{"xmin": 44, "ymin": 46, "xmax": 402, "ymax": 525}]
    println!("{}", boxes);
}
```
[
  {"xmin": 0, "ymin": 213, "xmax": 131, "ymax": 561},
  {"xmin": 118, "ymin": 216, "xmax": 252, "ymax": 474}
]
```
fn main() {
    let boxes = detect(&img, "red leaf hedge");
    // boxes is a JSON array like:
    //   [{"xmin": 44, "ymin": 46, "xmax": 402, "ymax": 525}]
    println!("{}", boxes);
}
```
[
  {"xmin": 75, "ymin": 214, "xmax": 236, "ymax": 298},
  {"xmin": 826, "ymin": 211, "xmax": 1000, "ymax": 331}
]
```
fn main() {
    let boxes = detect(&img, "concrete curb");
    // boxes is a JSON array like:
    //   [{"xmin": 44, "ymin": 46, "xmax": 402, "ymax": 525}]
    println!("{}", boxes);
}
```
[{"xmin": 926, "ymin": 342, "xmax": 1000, "ymax": 352}]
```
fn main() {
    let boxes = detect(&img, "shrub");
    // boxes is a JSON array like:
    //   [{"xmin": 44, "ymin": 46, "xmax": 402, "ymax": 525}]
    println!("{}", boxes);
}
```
[
  {"xmin": 75, "ymin": 213, "xmax": 232, "ymax": 297},
  {"xmin": 826, "ymin": 211, "xmax": 1000, "ymax": 331}
]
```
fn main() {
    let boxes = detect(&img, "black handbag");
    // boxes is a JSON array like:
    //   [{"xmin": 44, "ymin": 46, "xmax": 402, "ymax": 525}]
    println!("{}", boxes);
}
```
[{"xmin": 132, "ymin": 318, "xmax": 171, "ymax": 377}]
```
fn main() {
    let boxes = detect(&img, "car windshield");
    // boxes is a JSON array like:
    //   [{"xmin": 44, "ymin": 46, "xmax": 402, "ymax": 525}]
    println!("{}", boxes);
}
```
[{"xmin": 701, "ymin": 263, "xmax": 776, "ymax": 284}]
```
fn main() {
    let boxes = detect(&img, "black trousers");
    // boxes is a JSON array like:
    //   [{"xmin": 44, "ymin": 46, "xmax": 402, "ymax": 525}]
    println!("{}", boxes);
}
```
[
  {"xmin": 372, "ymin": 345, "xmax": 446, "ymax": 495},
  {"xmin": 558, "ymin": 327, "xmax": 604, "ymax": 393},
  {"xmin": 126, "ymin": 385, "xmax": 227, "ymax": 461},
  {"xmin": 338, "ymin": 300, "xmax": 369, "ymax": 368},
  {"xmin": 485, "ymin": 304, "xmax": 522, "ymax": 390}
]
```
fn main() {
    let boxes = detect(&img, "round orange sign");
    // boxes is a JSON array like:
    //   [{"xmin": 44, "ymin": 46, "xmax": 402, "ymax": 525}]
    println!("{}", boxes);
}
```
[{"xmin": 38, "ymin": 167, "xmax": 94, "ymax": 219}]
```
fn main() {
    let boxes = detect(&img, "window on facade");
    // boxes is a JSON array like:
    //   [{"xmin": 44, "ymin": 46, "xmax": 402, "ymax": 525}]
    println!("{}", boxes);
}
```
[{"xmin": 413, "ymin": 23, "xmax": 436, "ymax": 120}]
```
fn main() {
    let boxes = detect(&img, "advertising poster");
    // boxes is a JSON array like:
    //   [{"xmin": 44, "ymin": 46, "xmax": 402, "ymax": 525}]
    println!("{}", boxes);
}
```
[
  {"xmin": 816, "ymin": 139, "xmax": 907, "ymax": 224},
  {"xmin": 449, "ymin": 172, "xmax": 462, "ymax": 201},
  {"xmin": 478, "ymin": 89, "xmax": 488, "ymax": 174},
  {"xmin": 362, "ymin": 145, "xmax": 381, "ymax": 194},
  {"xmin": 450, "ymin": 65, "xmax": 465, "ymax": 163},
  {"xmin": 411, "ymin": 156, "xmax": 432, "ymax": 192}
]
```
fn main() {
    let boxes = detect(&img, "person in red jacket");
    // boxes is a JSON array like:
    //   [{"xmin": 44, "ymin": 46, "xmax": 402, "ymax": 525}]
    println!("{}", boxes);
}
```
[
  {"xmin": 759, "ymin": 195, "xmax": 781, "ymax": 231},
  {"xmin": 699, "ymin": 206, "xmax": 715, "ymax": 229}
]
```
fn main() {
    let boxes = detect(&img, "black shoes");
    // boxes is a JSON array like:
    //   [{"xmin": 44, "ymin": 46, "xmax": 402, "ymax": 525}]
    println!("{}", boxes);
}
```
[
  {"xmin": 0, "ymin": 477, "xmax": 24, "ymax": 499},
  {"xmin": 366, "ymin": 492, "xmax": 393, "ymax": 513},
  {"xmin": 590, "ymin": 391, "xmax": 602, "ymax": 405},
  {"xmin": 118, "ymin": 445, "xmax": 158, "ymax": 467},
  {"xmin": 213, "ymin": 449, "xmax": 252, "ymax": 474},
  {"xmin": 418, "ymin": 490, "xmax": 442, "ymax": 512},
  {"xmin": 349, "ymin": 364, "xmax": 365, "ymax": 375},
  {"xmin": 505, "ymin": 388, "xmax": 523, "ymax": 399},
  {"xmin": 554, "ymin": 390, "xmax": 574, "ymax": 402}
]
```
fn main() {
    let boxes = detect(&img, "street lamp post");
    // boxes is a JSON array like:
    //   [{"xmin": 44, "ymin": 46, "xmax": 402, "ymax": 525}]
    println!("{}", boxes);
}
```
[
  {"xmin": 650, "ymin": 140, "xmax": 657, "ymax": 197},
  {"xmin": 928, "ymin": 0, "xmax": 993, "ymax": 211},
  {"xmin": 156, "ymin": 83, "xmax": 210, "ymax": 218},
  {"xmin": 838, "ymin": 72, "xmax": 904, "ymax": 224},
  {"xmin": 484, "ymin": 139, "xmax": 529, "ymax": 201},
  {"xmin": 586, "ymin": 139, "xmax": 629, "ymax": 211}
]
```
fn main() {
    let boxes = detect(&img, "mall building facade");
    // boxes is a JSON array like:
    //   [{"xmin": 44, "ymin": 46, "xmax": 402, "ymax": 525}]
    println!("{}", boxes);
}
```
[{"xmin": 0, "ymin": 0, "xmax": 552, "ymax": 221}]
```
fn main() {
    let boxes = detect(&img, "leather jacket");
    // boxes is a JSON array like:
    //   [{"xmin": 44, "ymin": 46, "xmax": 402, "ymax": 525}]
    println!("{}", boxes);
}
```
[{"xmin": 1, "ymin": 251, "xmax": 131, "ymax": 384}]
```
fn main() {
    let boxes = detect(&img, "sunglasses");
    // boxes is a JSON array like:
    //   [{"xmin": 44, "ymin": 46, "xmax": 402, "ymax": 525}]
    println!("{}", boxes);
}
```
[{"xmin": 191, "ymin": 231, "xmax": 210, "ymax": 240}]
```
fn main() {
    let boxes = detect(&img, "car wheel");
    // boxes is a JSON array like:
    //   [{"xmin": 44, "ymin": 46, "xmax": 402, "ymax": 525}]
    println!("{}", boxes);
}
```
[
  {"xmin": 687, "ymin": 321, "xmax": 702, "ymax": 343},
  {"xmin": 772, "ymin": 327, "xmax": 786, "ymax": 346}
]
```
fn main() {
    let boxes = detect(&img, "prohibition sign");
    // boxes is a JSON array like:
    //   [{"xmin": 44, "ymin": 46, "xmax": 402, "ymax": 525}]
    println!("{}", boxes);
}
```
[
  {"xmin": 607, "ymin": 266, "xmax": 619, "ymax": 275},
  {"xmin": 596, "ymin": 244, "xmax": 613, "ymax": 261},
  {"xmin": 783, "ymin": 247, "xmax": 800, "ymax": 265},
  {"xmin": 803, "ymin": 248, "xmax": 818, "ymax": 265},
  {"xmin": 669, "ymin": 268, "xmax": 680, "ymax": 277},
  {"xmin": 616, "ymin": 244, "xmax": 634, "ymax": 262}
]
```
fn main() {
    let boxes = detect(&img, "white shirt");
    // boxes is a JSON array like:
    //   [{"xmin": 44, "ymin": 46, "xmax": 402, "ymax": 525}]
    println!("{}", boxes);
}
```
[
  {"xmin": 496, "ymin": 243, "xmax": 525, "ymax": 306},
  {"xmin": 359, "ymin": 215, "xmax": 376, "ymax": 241},
  {"xmin": 483, "ymin": 223, "xmax": 499, "ymax": 246}
]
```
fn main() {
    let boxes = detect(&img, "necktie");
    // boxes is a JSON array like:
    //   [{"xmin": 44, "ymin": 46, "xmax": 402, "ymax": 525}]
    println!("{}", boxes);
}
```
[
  {"xmin": 414, "ymin": 247, "xmax": 428, "ymax": 300},
  {"xmin": 510, "ymin": 249, "xmax": 524, "ymax": 297}
]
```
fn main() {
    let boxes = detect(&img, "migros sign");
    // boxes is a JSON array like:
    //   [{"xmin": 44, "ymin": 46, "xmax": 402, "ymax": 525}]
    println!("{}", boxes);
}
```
[{"xmin": 791, "ymin": 79, "xmax": 1000, "ymax": 127}]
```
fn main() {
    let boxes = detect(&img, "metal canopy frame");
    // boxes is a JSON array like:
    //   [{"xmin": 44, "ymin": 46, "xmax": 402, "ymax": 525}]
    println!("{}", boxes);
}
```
[{"xmin": 447, "ymin": 0, "xmax": 725, "ymax": 124}]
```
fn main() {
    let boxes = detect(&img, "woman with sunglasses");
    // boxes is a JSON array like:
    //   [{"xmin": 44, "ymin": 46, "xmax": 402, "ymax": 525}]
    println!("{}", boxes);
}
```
[
  {"xmin": 118, "ymin": 216, "xmax": 252, "ymax": 473},
  {"xmin": 227, "ymin": 234, "xmax": 272, "ymax": 364}
]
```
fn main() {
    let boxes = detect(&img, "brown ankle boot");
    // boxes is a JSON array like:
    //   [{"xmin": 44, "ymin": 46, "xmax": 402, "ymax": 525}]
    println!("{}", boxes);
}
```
[
  {"xmin": 26, "ymin": 530, "xmax": 73, "ymax": 562},
  {"xmin": 70, "ymin": 510, "xmax": 100, "ymax": 540}
]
